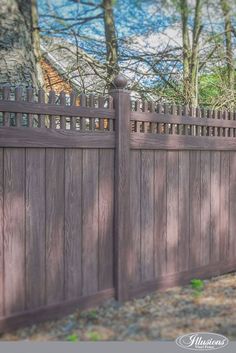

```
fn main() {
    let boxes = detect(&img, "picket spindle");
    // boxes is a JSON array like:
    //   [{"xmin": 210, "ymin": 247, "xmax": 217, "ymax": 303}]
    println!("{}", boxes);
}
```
[
  {"xmin": 38, "ymin": 89, "xmax": 46, "ymax": 128},
  {"xmin": 98, "ymin": 96, "xmax": 105, "ymax": 131},
  {"xmin": 229, "ymin": 110, "xmax": 234, "ymax": 137},
  {"xmin": 218, "ymin": 110, "xmax": 224, "ymax": 137},
  {"xmin": 3, "ymin": 85, "xmax": 10, "ymax": 127},
  {"xmin": 196, "ymin": 107, "xmax": 201, "ymax": 136},
  {"xmin": 27, "ymin": 88, "xmax": 34, "ymax": 127},
  {"xmin": 108, "ymin": 96, "xmax": 114, "ymax": 131},
  {"xmin": 48, "ymin": 90, "xmax": 56, "ymax": 129},
  {"xmin": 70, "ymin": 91, "xmax": 77, "ymax": 130},
  {"xmin": 190, "ymin": 107, "xmax": 195, "ymax": 135},
  {"xmin": 149, "ymin": 101, "xmax": 156, "ymax": 133},
  {"xmin": 135, "ymin": 100, "xmax": 141, "ymax": 132},
  {"xmin": 201, "ymin": 108, "xmax": 207, "ymax": 136},
  {"xmin": 183, "ymin": 106, "xmax": 188, "ymax": 135},
  {"xmin": 89, "ymin": 94, "xmax": 95, "ymax": 131},
  {"xmin": 59, "ymin": 91, "xmax": 66, "ymax": 130},
  {"xmin": 143, "ymin": 100, "xmax": 149, "ymax": 133},
  {"xmin": 80, "ymin": 93, "xmax": 87, "ymax": 131},
  {"xmin": 171, "ymin": 104, "xmax": 177, "ymax": 134},
  {"xmin": 15, "ymin": 87, "xmax": 23, "ymax": 127}
]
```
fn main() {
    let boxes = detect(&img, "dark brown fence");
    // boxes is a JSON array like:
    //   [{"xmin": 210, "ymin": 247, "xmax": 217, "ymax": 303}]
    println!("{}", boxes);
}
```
[{"xmin": 0, "ymin": 75, "xmax": 236, "ymax": 331}]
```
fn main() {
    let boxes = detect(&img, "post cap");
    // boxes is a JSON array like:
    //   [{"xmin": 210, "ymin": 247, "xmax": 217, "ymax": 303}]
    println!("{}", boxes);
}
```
[{"xmin": 112, "ymin": 74, "xmax": 127, "ymax": 89}]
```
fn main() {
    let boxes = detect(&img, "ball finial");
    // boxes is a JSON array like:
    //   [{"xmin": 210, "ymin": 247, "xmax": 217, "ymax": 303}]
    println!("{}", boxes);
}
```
[{"xmin": 113, "ymin": 74, "xmax": 127, "ymax": 89}]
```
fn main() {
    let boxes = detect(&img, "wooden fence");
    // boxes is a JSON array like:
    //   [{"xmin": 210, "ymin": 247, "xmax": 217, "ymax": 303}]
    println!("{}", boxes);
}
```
[{"xmin": 0, "ymin": 75, "xmax": 236, "ymax": 331}]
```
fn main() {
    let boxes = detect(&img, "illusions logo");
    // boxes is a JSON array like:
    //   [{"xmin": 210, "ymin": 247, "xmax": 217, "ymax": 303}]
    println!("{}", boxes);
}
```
[{"xmin": 175, "ymin": 332, "xmax": 229, "ymax": 351}]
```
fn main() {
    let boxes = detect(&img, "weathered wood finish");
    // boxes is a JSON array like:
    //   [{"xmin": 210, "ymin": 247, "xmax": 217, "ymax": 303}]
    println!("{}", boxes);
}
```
[
  {"xmin": 0, "ymin": 149, "xmax": 3, "ymax": 317},
  {"xmin": 0, "ymin": 146, "xmax": 115, "ymax": 327},
  {"xmin": 131, "ymin": 133, "xmax": 236, "ymax": 150},
  {"xmin": 82, "ymin": 149, "xmax": 99, "ymax": 296},
  {"xmin": 26, "ymin": 149, "xmax": 46, "ymax": 309},
  {"xmin": 0, "ymin": 128, "xmax": 115, "ymax": 148},
  {"xmin": 98, "ymin": 149, "xmax": 114, "ymax": 290},
  {"xmin": 111, "ymin": 88, "xmax": 131, "ymax": 301},
  {"xmin": 141, "ymin": 151, "xmax": 154, "ymax": 281},
  {"xmin": 0, "ymin": 101, "xmax": 114, "ymax": 119},
  {"xmin": 4, "ymin": 149, "xmax": 25, "ymax": 315},
  {"xmin": 65, "ymin": 149, "xmax": 82, "ymax": 300},
  {"xmin": 1, "ymin": 85, "xmax": 236, "ymax": 331},
  {"xmin": 129, "ymin": 150, "xmax": 235, "ymax": 290},
  {"xmin": 46, "ymin": 149, "xmax": 65, "ymax": 305}
]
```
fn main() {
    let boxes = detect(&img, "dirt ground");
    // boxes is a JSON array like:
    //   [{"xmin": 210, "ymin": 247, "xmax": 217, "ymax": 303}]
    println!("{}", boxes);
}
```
[{"xmin": 1, "ymin": 272, "xmax": 236, "ymax": 341}]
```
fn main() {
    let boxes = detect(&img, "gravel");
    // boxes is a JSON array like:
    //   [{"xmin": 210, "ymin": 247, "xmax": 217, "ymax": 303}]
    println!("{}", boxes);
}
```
[{"xmin": 1, "ymin": 272, "xmax": 236, "ymax": 341}]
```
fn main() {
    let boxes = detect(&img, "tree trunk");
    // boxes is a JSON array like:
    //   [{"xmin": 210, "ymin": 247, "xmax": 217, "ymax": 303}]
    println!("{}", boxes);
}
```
[
  {"xmin": 180, "ymin": 0, "xmax": 202, "ymax": 108},
  {"xmin": 220, "ymin": 0, "xmax": 234, "ymax": 107},
  {"xmin": 102, "ymin": 0, "xmax": 119, "ymax": 87},
  {"xmin": 0, "ymin": 0, "xmax": 44, "ymax": 88},
  {"xmin": 180, "ymin": 0, "xmax": 191, "ymax": 105},
  {"xmin": 189, "ymin": 0, "xmax": 202, "ymax": 108}
]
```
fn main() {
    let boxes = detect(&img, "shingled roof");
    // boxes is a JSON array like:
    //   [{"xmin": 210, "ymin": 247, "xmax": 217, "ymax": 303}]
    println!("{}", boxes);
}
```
[{"xmin": 40, "ymin": 37, "xmax": 107, "ymax": 94}]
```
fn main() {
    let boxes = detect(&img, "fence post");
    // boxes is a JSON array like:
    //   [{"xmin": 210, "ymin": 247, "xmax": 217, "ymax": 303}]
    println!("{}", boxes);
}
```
[{"xmin": 110, "ymin": 74, "xmax": 131, "ymax": 302}]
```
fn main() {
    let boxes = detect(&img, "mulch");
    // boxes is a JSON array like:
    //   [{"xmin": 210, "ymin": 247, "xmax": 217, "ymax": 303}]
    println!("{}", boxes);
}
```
[{"xmin": 1, "ymin": 272, "xmax": 236, "ymax": 341}]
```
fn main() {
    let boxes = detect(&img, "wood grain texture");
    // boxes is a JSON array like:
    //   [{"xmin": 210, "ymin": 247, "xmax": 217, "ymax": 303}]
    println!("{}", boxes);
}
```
[
  {"xmin": 220, "ymin": 152, "xmax": 230, "ymax": 260},
  {"xmin": 4, "ymin": 148, "xmax": 25, "ymax": 315},
  {"xmin": 65, "ymin": 149, "xmax": 82, "ymax": 300},
  {"xmin": 178, "ymin": 151, "xmax": 190, "ymax": 271},
  {"xmin": 26, "ymin": 149, "xmax": 46, "ymax": 309},
  {"xmin": 130, "ymin": 150, "xmax": 141, "ymax": 283},
  {"xmin": 111, "ymin": 89, "xmax": 131, "ymax": 301},
  {"xmin": 154, "ymin": 151, "xmax": 167, "ymax": 277},
  {"xmin": 229, "ymin": 152, "xmax": 236, "ymax": 260},
  {"xmin": 0, "ymin": 128, "xmax": 115, "ymax": 148},
  {"xmin": 166, "ymin": 152, "xmax": 179, "ymax": 274},
  {"xmin": 200, "ymin": 151, "xmax": 211, "ymax": 267},
  {"xmin": 82, "ymin": 149, "xmax": 99, "ymax": 296},
  {"xmin": 131, "ymin": 133, "xmax": 236, "ymax": 151},
  {"xmin": 0, "ymin": 149, "xmax": 3, "ymax": 316},
  {"xmin": 141, "ymin": 151, "xmax": 154, "ymax": 281},
  {"xmin": 131, "ymin": 111, "xmax": 236, "ymax": 128},
  {"xmin": 46, "ymin": 149, "xmax": 65, "ymax": 305},
  {"xmin": 210, "ymin": 152, "xmax": 220, "ymax": 263},
  {"xmin": 0, "ymin": 101, "xmax": 114, "ymax": 119},
  {"xmin": 98, "ymin": 149, "xmax": 114, "ymax": 290},
  {"xmin": 189, "ymin": 151, "xmax": 201, "ymax": 269}
]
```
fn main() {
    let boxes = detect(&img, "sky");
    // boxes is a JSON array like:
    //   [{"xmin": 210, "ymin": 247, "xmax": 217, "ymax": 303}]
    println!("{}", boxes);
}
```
[{"xmin": 38, "ymin": 0, "xmax": 175, "ymax": 52}]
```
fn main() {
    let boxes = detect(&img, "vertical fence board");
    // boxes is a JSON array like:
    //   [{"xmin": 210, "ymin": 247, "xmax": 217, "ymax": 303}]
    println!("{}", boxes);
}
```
[
  {"xmin": 210, "ymin": 152, "xmax": 220, "ymax": 263},
  {"xmin": 130, "ymin": 150, "xmax": 141, "ymax": 283},
  {"xmin": 166, "ymin": 152, "xmax": 179, "ymax": 274},
  {"xmin": 46, "ymin": 149, "xmax": 65, "ymax": 304},
  {"xmin": 200, "ymin": 151, "xmax": 211, "ymax": 266},
  {"xmin": 154, "ymin": 151, "xmax": 167, "ymax": 277},
  {"xmin": 26, "ymin": 149, "xmax": 46, "ymax": 309},
  {"xmin": 82, "ymin": 149, "xmax": 99, "ymax": 296},
  {"xmin": 65, "ymin": 149, "xmax": 82, "ymax": 300},
  {"xmin": 141, "ymin": 151, "xmax": 154, "ymax": 281},
  {"xmin": 229, "ymin": 152, "xmax": 236, "ymax": 259},
  {"xmin": 0, "ymin": 149, "xmax": 3, "ymax": 316},
  {"xmin": 4, "ymin": 148, "xmax": 25, "ymax": 314},
  {"xmin": 189, "ymin": 151, "xmax": 201, "ymax": 268},
  {"xmin": 98, "ymin": 149, "xmax": 114, "ymax": 290},
  {"xmin": 178, "ymin": 151, "xmax": 190, "ymax": 271},
  {"xmin": 220, "ymin": 152, "xmax": 230, "ymax": 260}
]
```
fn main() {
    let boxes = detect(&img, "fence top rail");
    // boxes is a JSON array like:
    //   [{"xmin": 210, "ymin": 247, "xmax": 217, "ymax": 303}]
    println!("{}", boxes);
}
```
[
  {"xmin": 0, "ymin": 86, "xmax": 114, "ymax": 119},
  {"xmin": 0, "ymin": 100, "xmax": 115, "ymax": 119},
  {"xmin": 131, "ymin": 110, "xmax": 236, "ymax": 129}
]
